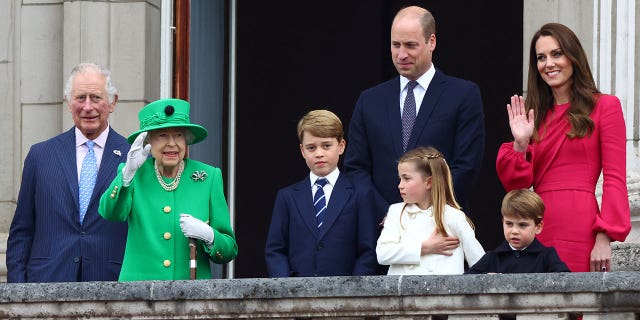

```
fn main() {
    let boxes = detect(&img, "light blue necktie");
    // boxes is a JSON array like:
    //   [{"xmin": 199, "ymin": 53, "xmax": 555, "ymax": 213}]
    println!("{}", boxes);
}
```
[
  {"xmin": 78, "ymin": 140, "xmax": 98, "ymax": 225},
  {"xmin": 313, "ymin": 178, "xmax": 328, "ymax": 229},
  {"xmin": 402, "ymin": 80, "xmax": 418, "ymax": 151}
]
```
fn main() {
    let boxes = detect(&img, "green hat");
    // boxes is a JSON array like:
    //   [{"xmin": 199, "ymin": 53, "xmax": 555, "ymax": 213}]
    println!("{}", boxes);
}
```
[{"xmin": 127, "ymin": 98, "xmax": 208, "ymax": 145}]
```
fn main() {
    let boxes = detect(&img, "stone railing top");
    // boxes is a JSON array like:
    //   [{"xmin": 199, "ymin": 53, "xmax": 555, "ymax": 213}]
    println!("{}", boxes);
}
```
[
  {"xmin": 1, "ymin": 273, "xmax": 640, "ymax": 319},
  {"xmin": 1, "ymin": 272, "xmax": 639, "ymax": 302}
]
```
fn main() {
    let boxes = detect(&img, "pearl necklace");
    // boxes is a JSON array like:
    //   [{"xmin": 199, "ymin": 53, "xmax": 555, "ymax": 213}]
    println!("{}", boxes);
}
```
[{"xmin": 154, "ymin": 160, "xmax": 184, "ymax": 191}]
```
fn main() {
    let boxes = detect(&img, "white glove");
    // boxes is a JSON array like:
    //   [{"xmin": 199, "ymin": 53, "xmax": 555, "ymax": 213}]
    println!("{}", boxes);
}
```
[
  {"xmin": 180, "ymin": 214, "xmax": 214, "ymax": 247},
  {"xmin": 122, "ymin": 132, "xmax": 151, "ymax": 186}
]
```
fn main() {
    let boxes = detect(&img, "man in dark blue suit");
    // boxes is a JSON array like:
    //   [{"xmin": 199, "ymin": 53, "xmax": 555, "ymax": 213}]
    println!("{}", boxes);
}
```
[
  {"xmin": 345, "ymin": 6, "xmax": 485, "ymax": 253},
  {"xmin": 7, "ymin": 63, "xmax": 130, "ymax": 282},
  {"xmin": 265, "ymin": 110, "xmax": 378, "ymax": 277}
]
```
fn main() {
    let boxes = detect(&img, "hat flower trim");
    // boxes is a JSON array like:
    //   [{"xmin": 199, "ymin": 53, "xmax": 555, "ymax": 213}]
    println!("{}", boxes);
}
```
[{"xmin": 140, "ymin": 111, "xmax": 190, "ymax": 130}]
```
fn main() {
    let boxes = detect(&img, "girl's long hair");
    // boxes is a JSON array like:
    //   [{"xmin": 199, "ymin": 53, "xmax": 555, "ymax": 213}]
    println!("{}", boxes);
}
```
[
  {"xmin": 526, "ymin": 23, "xmax": 599, "ymax": 140},
  {"xmin": 398, "ymin": 146, "xmax": 474, "ymax": 236}
]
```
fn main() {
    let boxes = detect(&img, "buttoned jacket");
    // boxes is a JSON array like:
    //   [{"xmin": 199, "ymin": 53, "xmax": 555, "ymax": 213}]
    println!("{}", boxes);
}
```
[
  {"xmin": 265, "ymin": 173, "xmax": 378, "ymax": 277},
  {"xmin": 345, "ymin": 70, "xmax": 485, "ymax": 216},
  {"xmin": 99, "ymin": 157, "xmax": 237, "ymax": 281},
  {"xmin": 377, "ymin": 203, "xmax": 484, "ymax": 275},
  {"xmin": 465, "ymin": 238, "xmax": 570, "ymax": 273},
  {"xmin": 7, "ymin": 127, "xmax": 129, "ymax": 282}
]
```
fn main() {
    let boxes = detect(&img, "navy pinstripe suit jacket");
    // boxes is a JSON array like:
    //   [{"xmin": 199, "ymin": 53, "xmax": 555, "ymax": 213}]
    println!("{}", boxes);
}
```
[{"xmin": 7, "ymin": 127, "xmax": 130, "ymax": 282}]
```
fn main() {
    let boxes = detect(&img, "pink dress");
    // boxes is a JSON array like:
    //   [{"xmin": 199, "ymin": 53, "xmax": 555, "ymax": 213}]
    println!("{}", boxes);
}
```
[{"xmin": 496, "ymin": 94, "xmax": 631, "ymax": 272}]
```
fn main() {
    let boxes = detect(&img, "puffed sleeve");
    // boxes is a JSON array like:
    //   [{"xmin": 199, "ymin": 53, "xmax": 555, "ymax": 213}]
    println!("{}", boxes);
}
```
[
  {"xmin": 592, "ymin": 95, "xmax": 631, "ymax": 241},
  {"xmin": 496, "ymin": 142, "xmax": 535, "ymax": 191}
]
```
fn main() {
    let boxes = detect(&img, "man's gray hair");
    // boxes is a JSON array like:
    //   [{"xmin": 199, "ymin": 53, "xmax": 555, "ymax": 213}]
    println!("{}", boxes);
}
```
[{"xmin": 63, "ymin": 62, "xmax": 118, "ymax": 104}]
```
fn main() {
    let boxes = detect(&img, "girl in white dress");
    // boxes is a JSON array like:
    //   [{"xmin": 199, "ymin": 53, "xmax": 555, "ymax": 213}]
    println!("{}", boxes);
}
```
[{"xmin": 376, "ymin": 146, "xmax": 485, "ymax": 275}]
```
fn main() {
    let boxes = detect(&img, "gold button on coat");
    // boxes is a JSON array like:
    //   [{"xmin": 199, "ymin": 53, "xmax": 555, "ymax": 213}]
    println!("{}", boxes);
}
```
[
  {"xmin": 163, "ymin": 260, "xmax": 171, "ymax": 267},
  {"xmin": 163, "ymin": 232, "xmax": 171, "ymax": 240},
  {"xmin": 163, "ymin": 206, "xmax": 171, "ymax": 213}
]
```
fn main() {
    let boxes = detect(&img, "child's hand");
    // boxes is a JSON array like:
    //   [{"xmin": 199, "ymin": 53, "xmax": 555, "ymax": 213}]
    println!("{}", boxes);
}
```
[
  {"xmin": 378, "ymin": 215, "xmax": 387, "ymax": 228},
  {"xmin": 420, "ymin": 230, "xmax": 460, "ymax": 256}
]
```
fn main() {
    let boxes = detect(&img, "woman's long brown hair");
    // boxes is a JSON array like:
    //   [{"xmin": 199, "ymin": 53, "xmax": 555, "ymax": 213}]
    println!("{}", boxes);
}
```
[{"xmin": 526, "ymin": 23, "xmax": 599, "ymax": 140}]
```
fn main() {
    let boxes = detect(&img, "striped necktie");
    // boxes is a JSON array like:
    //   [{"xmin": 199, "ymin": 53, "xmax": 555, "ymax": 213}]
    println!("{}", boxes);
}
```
[{"xmin": 313, "ymin": 178, "xmax": 329, "ymax": 229}]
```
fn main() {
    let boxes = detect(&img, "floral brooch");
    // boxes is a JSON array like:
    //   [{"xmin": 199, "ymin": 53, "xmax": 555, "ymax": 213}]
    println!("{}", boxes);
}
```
[{"xmin": 191, "ymin": 170, "xmax": 207, "ymax": 182}]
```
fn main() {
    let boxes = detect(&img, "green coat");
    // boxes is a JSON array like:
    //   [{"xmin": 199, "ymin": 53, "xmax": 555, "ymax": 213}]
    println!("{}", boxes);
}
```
[{"xmin": 99, "ymin": 158, "xmax": 237, "ymax": 281}]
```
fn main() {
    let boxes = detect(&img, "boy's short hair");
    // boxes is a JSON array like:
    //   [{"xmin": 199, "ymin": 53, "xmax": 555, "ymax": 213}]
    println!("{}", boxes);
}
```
[
  {"xmin": 501, "ymin": 189, "xmax": 545, "ymax": 225},
  {"xmin": 297, "ymin": 110, "xmax": 344, "ymax": 143}
]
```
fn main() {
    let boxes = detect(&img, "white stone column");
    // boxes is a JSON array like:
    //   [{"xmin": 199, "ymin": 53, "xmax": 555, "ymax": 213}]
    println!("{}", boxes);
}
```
[
  {"xmin": 0, "ymin": 0, "xmax": 18, "ymax": 236},
  {"xmin": 0, "ymin": 0, "xmax": 162, "ymax": 281},
  {"xmin": 61, "ymin": 0, "xmax": 161, "ymax": 136},
  {"xmin": 2, "ymin": 0, "xmax": 161, "ymax": 231},
  {"xmin": 593, "ymin": 0, "xmax": 640, "ymax": 254}
]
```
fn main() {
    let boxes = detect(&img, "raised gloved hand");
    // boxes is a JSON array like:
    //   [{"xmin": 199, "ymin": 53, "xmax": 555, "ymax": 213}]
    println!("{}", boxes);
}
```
[
  {"xmin": 180, "ymin": 214, "xmax": 214, "ymax": 248},
  {"xmin": 122, "ymin": 132, "xmax": 151, "ymax": 186}
]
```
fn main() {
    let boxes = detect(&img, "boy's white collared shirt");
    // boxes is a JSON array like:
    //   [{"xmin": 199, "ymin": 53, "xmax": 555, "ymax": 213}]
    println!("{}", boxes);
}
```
[
  {"xmin": 376, "ymin": 202, "xmax": 485, "ymax": 275},
  {"xmin": 309, "ymin": 167, "xmax": 339, "ymax": 205}
]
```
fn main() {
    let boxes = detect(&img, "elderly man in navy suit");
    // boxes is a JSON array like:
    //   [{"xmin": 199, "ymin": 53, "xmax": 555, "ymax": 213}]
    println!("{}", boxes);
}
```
[
  {"xmin": 345, "ymin": 6, "xmax": 485, "ymax": 255},
  {"xmin": 7, "ymin": 63, "xmax": 130, "ymax": 282}
]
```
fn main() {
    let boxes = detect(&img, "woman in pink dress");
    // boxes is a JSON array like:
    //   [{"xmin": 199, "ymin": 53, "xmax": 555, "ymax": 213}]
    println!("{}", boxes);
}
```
[{"xmin": 496, "ymin": 23, "xmax": 631, "ymax": 272}]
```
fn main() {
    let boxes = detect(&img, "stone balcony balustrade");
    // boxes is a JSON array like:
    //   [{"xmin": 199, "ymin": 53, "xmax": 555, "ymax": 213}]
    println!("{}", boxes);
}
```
[{"xmin": 0, "ymin": 272, "xmax": 639, "ymax": 319}]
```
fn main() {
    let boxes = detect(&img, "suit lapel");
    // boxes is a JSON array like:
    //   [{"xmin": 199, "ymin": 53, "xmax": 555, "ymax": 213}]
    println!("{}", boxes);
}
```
[
  {"xmin": 317, "ymin": 174, "xmax": 352, "ymax": 240},
  {"xmin": 93, "ymin": 129, "xmax": 124, "ymax": 202},
  {"xmin": 385, "ymin": 78, "xmax": 404, "ymax": 156},
  {"xmin": 86, "ymin": 128, "xmax": 126, "ymax": 225},
  {"xmin": 55, "ymin": 128, "xmax": 81, "ymax": 216},
  {"xmin": 408, "ymin": 70, "xmax": 446, "ymax": 150},
  {"xmin": 291, "ymin": 179, "xmax": 320, "ymax": 239}
]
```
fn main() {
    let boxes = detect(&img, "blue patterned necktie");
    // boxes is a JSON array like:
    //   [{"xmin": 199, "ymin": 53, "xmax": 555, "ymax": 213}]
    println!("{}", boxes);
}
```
[
  {"xmin": 78, "ymin": 140, "xmax": 98, "ymax": 225},
  {"xmin": 313, "ymin": 178, "xmax": 329, "ymax": 229},
  {"xmin": 402, "ymin": 80, "xmax": 418, "ymax": 151}
]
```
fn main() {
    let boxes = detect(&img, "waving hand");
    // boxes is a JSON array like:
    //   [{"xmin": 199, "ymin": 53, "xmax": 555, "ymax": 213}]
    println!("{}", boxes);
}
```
[{"xmin": 506, "ymin": 95, "xmax": 534, "ymax": 152}]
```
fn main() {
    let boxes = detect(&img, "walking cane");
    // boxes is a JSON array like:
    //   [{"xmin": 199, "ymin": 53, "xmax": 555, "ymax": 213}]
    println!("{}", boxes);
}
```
[
  {"xmin": 189, "ymin": 220, "xmax": 209, "ymax": 280},
  {"xmin": 189, "ymin": 238, "xmax": 197, "ymax": 280}
]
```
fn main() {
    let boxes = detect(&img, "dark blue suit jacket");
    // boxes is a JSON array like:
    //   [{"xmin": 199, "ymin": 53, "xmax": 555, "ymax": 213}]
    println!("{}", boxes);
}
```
[
  {"xmin": 7, "ymin": 127, "xmax": 130, "ymax": 282},
  {"xmin": 465, "ymin": 239, "xmax": 570, "ymax": 273},
  {"xmin": 265, "ymin": 173, "xmax": 378, "ymax": 277},
  {"xmin": 345, "ymin": 70, "xmax": 485, "ymax": 217}
]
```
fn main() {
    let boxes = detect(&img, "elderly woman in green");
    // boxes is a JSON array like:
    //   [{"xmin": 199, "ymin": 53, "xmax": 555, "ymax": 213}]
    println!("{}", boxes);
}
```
[{"xmin": 99, "ymin": 98, "xmax": 237, "ymax": 281}]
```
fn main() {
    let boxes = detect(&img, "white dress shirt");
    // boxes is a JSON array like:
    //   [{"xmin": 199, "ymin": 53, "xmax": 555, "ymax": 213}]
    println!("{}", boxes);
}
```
[
  {"xmin": 309, "ymin": 168, "xmax": 340, "ymax": 204},
  {"xmin": 75, "ymin": 126, "xmax": 109, "ymax": 179},
  {"xmin": 399, "ymin": 63, "xmax": 436, "ymax": 117}
]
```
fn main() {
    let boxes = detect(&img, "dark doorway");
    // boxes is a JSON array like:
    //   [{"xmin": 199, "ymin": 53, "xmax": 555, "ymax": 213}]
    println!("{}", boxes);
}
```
[{"xmin": 234, "ymin": 0, "xmax": 522, "ymax": 278}]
